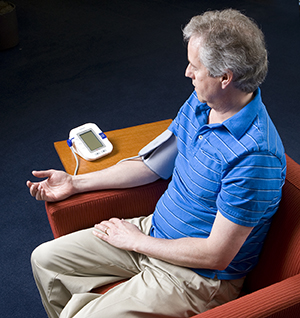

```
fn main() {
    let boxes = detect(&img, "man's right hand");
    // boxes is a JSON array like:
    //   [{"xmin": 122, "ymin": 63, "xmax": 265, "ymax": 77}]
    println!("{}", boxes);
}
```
[{"xmin": 26, "ymin": 170, "xmax": 74, "ymax": 202}]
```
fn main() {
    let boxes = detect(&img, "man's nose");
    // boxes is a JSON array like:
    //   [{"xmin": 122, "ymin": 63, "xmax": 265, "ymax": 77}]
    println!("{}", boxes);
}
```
[{"xmin": 185, "ymin": 63, "xmax": 193, "ymax": 78}]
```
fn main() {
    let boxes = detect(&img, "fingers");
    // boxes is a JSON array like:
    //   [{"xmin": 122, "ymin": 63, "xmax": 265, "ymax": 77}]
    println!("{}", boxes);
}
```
[
  {"xmin": 94, "ymin": 221, "xmax": 111, "ymax": 234},
  {"xmin": 27, "ymin": 180, "xmax": 46, "ymax": 201},
  {"xmin": 93, "ymin": 224, "xmax": 110, "ymax": 242},
  {"xmin": 28, "ymin": 182, "xmax": 40, "ymax": 199},
  {"xmin": 26, "ymin": 180, "xmax": 32, "ymax": 188},
  {"xmin": 105, "ymin": 218, "xmax": 125, "ymax": 225},
  {"xmin": 26, "ymin": 170, "xmax": 50, "ymax": 192},
  {"xmin": 32, "ymin": 169, "xmax": 53, "ymax": 179},
  {"xmin": 26, "ymin": 170, "xmax": 52, "ymax": 200},
  {"xmin": 93, "ymin": 218, "xmax": 127, "ymax": 237},
  {"xmin": 96, "ymin": 218, "xmax": 124, "ymax": 230},
  {"xmin": 35, "ymin": 185, "xmax": 45, "ymax": 201},
  {"xmin": 93, "ymin": 219, "xmax": 116, "ymax": 237}
]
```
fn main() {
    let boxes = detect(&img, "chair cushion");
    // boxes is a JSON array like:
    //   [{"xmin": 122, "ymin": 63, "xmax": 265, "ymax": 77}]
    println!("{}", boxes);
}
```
[{"xmin": 244, "ymin": 155, "xmax": 300, "ymax": 293}]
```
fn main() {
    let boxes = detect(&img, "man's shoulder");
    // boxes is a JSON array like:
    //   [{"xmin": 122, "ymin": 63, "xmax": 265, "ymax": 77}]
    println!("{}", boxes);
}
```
[{"xmin": 247, "ymin": 105, "xmax": 285, "ymax": 160}]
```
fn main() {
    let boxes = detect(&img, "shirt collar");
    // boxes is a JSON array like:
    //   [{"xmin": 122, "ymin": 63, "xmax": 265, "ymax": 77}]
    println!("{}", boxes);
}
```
[{"xmin": 221, "ymin": 88, "xmax": 262, "ymax": 140}]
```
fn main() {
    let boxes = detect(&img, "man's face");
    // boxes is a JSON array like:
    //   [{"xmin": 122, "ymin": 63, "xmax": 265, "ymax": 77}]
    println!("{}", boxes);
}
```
[{"xmin": 185, "ymin": 37, "xmax": 222, "ymax": 106}]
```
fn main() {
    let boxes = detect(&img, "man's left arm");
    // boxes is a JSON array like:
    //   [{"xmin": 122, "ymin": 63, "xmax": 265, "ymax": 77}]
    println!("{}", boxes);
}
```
[{"xmin": 93, "ymin": 211, "xmax": 253, "ymax": 271}]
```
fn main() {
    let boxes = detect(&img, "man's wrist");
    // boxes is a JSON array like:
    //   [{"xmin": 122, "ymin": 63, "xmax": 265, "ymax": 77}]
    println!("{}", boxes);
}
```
[
  {"xmin": 132, "ymin": 234, "xmax": 155, "ymax": 255},
  {"xmin": 70, "ymin": 174, "xmax": 86, "ymax": 195}
]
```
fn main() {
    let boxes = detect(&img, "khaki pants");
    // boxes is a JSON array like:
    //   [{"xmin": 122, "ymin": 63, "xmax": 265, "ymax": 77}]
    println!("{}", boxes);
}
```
[{"xmin": 31, "ymin": 215, "xmax": 244, "ymax": 318}]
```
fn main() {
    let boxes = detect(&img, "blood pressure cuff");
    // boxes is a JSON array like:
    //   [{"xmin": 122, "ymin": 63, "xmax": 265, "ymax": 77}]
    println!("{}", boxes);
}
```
[{"xmin": 138, "ymin": 130, "xmax": 177, "ymax": 180}]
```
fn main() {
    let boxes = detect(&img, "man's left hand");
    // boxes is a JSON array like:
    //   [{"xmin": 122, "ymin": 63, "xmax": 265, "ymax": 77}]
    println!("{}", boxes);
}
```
[{"xmin": 93, "ymin": 218, "xmax": 144, "ymax": 251}]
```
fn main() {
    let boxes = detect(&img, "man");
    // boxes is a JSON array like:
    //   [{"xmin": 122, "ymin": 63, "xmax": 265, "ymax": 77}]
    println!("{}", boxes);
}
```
[{"xmin": 27, "ymin": 9, "xmax": 286, "ymax": 318}]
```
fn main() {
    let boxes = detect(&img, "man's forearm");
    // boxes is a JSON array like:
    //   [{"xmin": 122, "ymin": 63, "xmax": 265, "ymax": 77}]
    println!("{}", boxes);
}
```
[
  {"xmin": 72, "ymin": 159, "xmax": 160, "ymax": 194},
  {"xmin": 133, "ymin": 234, "xmax": 220, "ymax": 269},
  {"xmin": 94, "ymin": 217, "xmax": 222, "ymax": 270},
  {"xmin": 94, "ymin": 211, "xmax": 253, "ymax": 272},
  {"xmin": 132, "ymin": 211, "xmax": 253, "ymax": 271}
]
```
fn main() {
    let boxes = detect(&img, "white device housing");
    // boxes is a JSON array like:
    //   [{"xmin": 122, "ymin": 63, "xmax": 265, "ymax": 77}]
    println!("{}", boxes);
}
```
[{"xmin": 69, "ymin": 123, "xmax": 113, "ymax": 161}]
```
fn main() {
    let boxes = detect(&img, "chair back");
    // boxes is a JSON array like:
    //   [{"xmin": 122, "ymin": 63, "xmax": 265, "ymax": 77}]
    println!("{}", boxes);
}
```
[{"xmin": 244, "ymin": 155, "xmax": 300, "ymax": 293}]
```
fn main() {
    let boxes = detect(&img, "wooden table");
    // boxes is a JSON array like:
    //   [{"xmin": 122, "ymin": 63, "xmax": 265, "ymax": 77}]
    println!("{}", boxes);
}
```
[{"xmin": 54, "ymin": 119, "xmax": 172, "ymax": 175}]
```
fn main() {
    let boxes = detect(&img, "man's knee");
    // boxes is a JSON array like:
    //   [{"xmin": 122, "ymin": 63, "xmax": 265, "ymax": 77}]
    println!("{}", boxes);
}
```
[{"xmin": 31, "ymin": 240, "xmax": 57, "ymax": 271}]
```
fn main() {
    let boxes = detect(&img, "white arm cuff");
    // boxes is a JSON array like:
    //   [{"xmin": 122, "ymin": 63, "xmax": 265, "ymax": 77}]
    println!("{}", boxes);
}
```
[{"xmin": 138, "ymin": 130, "xmax": 177, "ymax": 179}]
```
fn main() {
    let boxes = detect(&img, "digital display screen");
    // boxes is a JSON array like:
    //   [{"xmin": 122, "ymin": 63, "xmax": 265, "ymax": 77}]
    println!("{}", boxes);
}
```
[{"xmin": 79, "ymin": 130, "xmax": 104, "ymax": 151}]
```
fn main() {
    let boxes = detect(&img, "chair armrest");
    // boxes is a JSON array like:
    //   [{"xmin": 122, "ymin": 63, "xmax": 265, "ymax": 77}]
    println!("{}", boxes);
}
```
[
  {"xmin": 45, "ymin": 179, "xmax": 169, "ymax": 238},
  {"xmin": 190, "ymin": 273, "xmax": 300, "ymax": 318}
]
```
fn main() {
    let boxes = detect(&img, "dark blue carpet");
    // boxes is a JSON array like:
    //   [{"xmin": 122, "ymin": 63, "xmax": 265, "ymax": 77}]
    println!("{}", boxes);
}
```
[{"xmin": 1, "ymin": 1, "xmax": 299, "ymax": 317}]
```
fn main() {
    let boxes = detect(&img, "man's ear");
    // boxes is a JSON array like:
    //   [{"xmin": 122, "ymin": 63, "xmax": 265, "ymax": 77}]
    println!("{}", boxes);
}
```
[{"xmin": 220, "ymin": 70, "xmax": 233, "ymax": 89}]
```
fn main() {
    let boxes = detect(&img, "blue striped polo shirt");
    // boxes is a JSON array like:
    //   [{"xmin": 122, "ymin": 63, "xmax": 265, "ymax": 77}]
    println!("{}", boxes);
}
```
[{"xmin": 150, "ymin": 89, "xmax": 286, "ymax": 279}]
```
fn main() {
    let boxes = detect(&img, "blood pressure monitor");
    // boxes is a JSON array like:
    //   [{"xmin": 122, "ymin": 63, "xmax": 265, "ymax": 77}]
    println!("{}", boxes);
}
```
[{"xmin": 68, "ymin": 123, "xmax": 113, "ymax": 161}]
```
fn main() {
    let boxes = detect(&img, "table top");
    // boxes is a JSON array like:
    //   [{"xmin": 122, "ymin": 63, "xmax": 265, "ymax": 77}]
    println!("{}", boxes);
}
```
[{"xmin": 54, "ymin": 119, "xmax": 172, "ymax": 175}]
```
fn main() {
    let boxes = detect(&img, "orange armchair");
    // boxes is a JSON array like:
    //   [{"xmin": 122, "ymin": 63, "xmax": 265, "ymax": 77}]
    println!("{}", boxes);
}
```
[{"xmin": 45, "ymin": 154, "xmax": 300, "ymax": 317}]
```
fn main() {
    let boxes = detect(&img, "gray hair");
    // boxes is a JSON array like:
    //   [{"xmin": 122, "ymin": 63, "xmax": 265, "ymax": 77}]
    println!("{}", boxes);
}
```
[{"xmin": 183, "ymin": 9, "xmax": 268, "ymax": 93}]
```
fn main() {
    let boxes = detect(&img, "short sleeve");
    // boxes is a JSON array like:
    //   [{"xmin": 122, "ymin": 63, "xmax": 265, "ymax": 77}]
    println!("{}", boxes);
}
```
[{"xmin": 216, "ymin": 152, "xmax": 285, "ymax": 227}]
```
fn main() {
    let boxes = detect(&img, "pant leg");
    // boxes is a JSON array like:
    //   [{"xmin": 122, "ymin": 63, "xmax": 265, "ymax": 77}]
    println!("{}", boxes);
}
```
[
  {"xmin": 60, "ymin": 251, "xmax": 244, "ymax": 318},
  {"xmin": 31, "ymin": 215, "xmax": 152, "ymax": 318}
]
